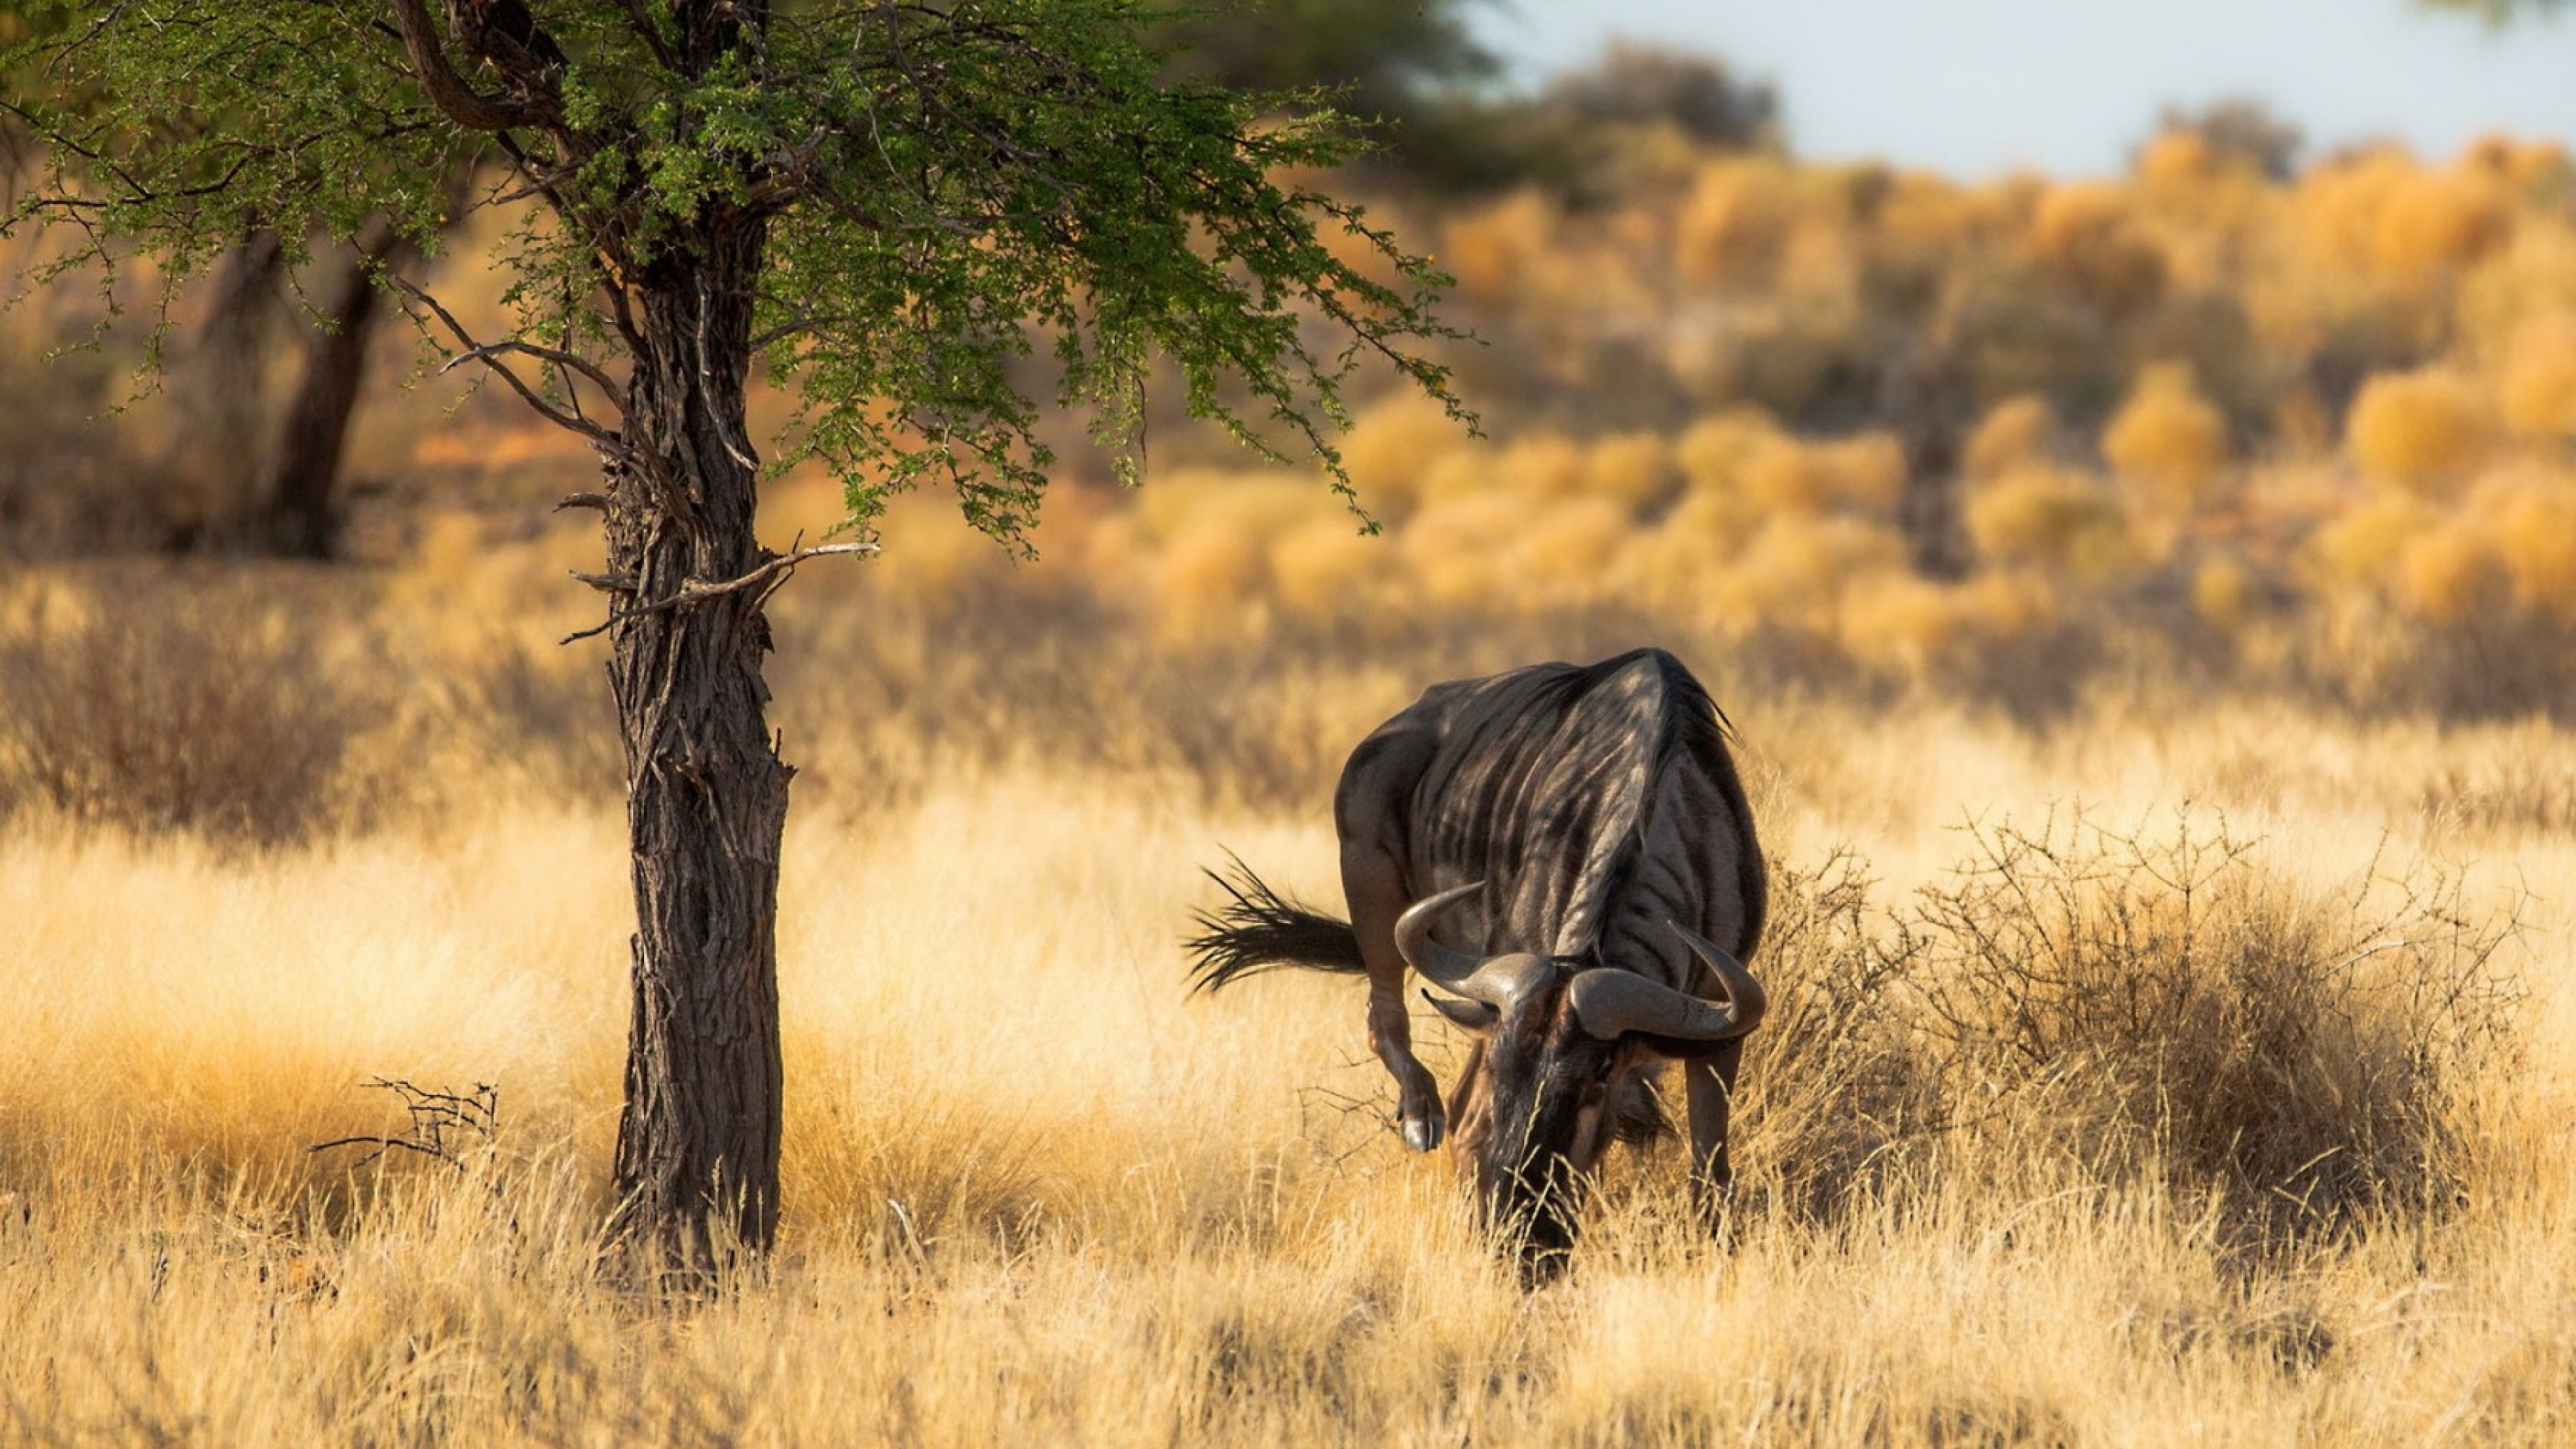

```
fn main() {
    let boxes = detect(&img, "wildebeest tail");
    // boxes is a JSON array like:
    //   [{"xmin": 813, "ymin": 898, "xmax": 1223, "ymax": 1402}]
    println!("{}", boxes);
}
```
[{"xmin": 1185, "ymin": 855, "xmax": 1364, "ymax": 992}]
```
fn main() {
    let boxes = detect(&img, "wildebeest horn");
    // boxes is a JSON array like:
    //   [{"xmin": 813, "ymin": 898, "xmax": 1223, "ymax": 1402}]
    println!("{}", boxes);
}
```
[
  {"xmin": 1396, "ymin": 881, "xmax": 1559, "ymax": 1014},
  {"xmin": 1393, "ymin": 881, "xmax": 1491, "ymax": 987},
  {"xmin": 1567, "ymin": 920, "xmax": 1768, "ymax": 1042}
]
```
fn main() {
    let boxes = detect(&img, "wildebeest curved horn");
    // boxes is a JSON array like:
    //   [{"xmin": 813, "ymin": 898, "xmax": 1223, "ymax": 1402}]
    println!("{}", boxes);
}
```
[
  {"xmin": 1393, "ymin": 881, "xmax": 1491, "ymax": 987},
  {"xmin": 1567, "ymin": 920, "xmax": 1768, "ymax": 1042}
]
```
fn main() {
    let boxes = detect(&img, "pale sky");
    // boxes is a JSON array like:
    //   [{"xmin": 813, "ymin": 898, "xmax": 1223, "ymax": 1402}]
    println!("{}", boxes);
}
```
[{"xmin": 1471, "ymin": 0, "xmax": 2576, "ymax": 177}]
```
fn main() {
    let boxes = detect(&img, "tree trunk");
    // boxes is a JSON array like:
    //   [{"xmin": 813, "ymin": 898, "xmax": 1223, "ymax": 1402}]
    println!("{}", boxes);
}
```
[
  {"xmin": 1882, "ymin": 339, "xmax": 1974, "ymax": 580},
  {"xmin": 600, "ymin": 212, "xmax": 790, "ymax": 1275},
  {"xmin": 168, "ymin": 230, "xmax": 283, "ymax": 550},
  {"xmin": 264, "ymin": 221, "xmax": 415, "ymax": 559}
]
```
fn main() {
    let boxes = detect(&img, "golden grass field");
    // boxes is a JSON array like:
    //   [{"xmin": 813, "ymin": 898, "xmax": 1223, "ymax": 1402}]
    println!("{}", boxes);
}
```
[
  {"xmin": 3, "ymin": 108, "xmax": 2575, "ymax": 1446},
  {"xmin": 3, "ymin": 533, "xmax": 2573, "ymax": 1446}
]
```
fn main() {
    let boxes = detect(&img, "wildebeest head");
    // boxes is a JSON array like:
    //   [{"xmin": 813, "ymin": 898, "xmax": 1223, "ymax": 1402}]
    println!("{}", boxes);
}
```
[{"xmin": 1395, "ymin": 882, "xmax": 1765, "ymax": 1276}]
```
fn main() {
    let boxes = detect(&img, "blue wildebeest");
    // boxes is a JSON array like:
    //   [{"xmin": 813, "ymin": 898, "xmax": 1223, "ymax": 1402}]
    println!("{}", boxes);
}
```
[{"xmin": 1188, "ymin": 648, "xmax": 1767, "ymax": 1272}]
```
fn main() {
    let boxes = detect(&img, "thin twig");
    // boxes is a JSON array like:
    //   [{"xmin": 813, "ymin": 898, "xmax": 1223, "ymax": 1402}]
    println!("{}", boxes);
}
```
[{"xmin": 561, "ymin": 541, "xmax": 876, "ymax": 645}]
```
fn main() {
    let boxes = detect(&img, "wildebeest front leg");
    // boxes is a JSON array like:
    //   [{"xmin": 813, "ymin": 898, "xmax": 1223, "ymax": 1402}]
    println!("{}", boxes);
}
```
[
  {"xmin": 1342, "ymin": 841, "xmax": 1445, "ymax": 1151},
  {"xmin": 1684, "ymin": 1038, "xmax": 1745, "ymax": 1229}
]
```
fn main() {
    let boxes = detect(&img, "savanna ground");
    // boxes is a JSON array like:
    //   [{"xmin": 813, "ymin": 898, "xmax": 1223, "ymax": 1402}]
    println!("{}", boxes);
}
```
[{"xmin": 7, "ymin": 107, "xmax": 2576, "ymax": 1447}]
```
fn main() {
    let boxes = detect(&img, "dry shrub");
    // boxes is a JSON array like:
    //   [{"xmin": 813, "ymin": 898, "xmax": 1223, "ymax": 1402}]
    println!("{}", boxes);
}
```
[
  {"xmin": 2192, "ymin": 557, "xmax": 2256, "ymax": 629},
  {"xmin": 1736, "ymin": 433, "xmax": 1898, "ymax": 517},
  {"xmin": 1490, "ymin": 433, "xmax": 1589, "ymax": 500},
  {"xmin": 0, "ymin": 572, "xmax": 384, "ymax": 846},
  {"xmin": 1966, "ymin": 466, "xmax": 2136, "ymax": 580},
  {"xmin": 1270, "ymin": 518, "xmax": 1384, "ymax": 618},
  {"xmin": 1584, "ymin": 431, "xmax": 1678, "ymax": 510},
  {"xmin": 1511, "ymin": 496, "xmax": 1631, "ymax": 600},
  {"xmin": 2499, "ymin": 314, "xmax": 2576, "ymax": 439},
  {"xmin": 1399, "ymin": 492, "xmax": 1526, "ymax": 606},
  {"xmin": 2104, "ymin": 364, "xmax": 2228, "ymax": 508},
  {"xmin": 1907, "ymin": 809, "xmax": 2519, "ymax": 1235},
  {"xmin": 1707, "ymin": 514, "xmax": 1906, "ymax": 633},
  {"xmin": 1964, "ymin": 394, "xmax": 2053, "ymax": 477},
  {"xmin": 1676, "ymin": 158, "xmax": 1799, "ymax": 292},
  {"xmin": 1672, "ymin": 408, "xmax": 1782, "ymax": 495},
  {"xmin": 2027, "ymin": 183, "xmax": 2168, "ymax": 318},
  {"xmin": 1154, "ymin": 521, "xmax": 1269, "ymax": 631},
  {"xmin": 2373, "ymin": 165, "xmax": 2513, "ymax": 278},
  {"xmin": 1835, "ymin": 570, "xmax": 2046, "ymax": 676},
  {"xmin": 2402, "ymin": 518, "xmax": 2512, "ymax": 625},
  {"xmin": 1339, "ymin": 391, "xmax": 1473, "ymax": 519},
  {"xmin": 2345, "ymin": 368, "xmax": 2489, "ymax": 494},
  {"xmin": 1731, "ymin": 851, "xmax": 1941, "ymax": 1222},
  {"xmin": 2480, "ymin": 467, "xmax": 2576, "ymax": 620},
  {"xmin": 1440, "ymin": 189, "xmax": 1560, "ymax": 309},
  {"xmin": 2308, "ymin": 492, "xmax": 2437, "ymax": 593}
]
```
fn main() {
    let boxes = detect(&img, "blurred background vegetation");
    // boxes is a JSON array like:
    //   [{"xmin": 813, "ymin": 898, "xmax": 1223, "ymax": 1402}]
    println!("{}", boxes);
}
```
[{"xmin": 3, "ymin": 0, "xmax": 2574, "ymax": 840}]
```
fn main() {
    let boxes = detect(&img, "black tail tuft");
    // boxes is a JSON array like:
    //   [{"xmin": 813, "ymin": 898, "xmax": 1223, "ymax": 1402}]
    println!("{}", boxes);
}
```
[{"xmin": 1185, "ymin": 853, "xmax": 1366, "ymax": 993}]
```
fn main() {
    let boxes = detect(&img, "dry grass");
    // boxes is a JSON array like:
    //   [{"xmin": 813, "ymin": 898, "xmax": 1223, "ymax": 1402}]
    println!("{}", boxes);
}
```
[{"xmin": 3, "ymin": 551, "xmax": 2574, "ymax": 1446}]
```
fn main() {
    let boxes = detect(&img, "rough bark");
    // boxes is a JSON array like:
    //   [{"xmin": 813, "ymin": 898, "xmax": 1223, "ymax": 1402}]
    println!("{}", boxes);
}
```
[
  {"xmin": 264, "ymin": 221, "xmax": 415, "ymax": 559},
  {"xmin": 599, "ymin": 212, "xmax": 790, "ymax": 1274}
]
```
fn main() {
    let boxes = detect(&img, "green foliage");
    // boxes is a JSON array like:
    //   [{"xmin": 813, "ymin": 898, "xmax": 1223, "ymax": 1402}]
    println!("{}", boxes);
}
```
[{"xmin": 4, "ymin": 0, "xmax": 1467, "ymax": 544}]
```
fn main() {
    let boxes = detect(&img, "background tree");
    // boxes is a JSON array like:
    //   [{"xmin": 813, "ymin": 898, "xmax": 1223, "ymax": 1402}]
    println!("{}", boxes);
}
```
[{"xmin": 3, "ymin": 0, "xmax": 1460, "ymax": 1274}]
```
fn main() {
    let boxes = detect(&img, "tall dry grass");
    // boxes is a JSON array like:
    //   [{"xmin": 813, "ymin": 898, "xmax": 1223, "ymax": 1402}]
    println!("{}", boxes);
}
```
[{"xmin": 3, "ymin": 549, "xmax": 2573, "ymax": 1444}]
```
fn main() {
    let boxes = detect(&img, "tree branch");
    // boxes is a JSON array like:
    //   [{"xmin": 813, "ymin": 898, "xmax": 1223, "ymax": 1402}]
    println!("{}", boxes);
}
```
[
  {"xmin": 385, "ymin": 0, "xmax": 561, "ymax": 133},
  {"xmin": 437, "ymin": 337, "xmax": 628, "ymax": 413},
  {"xmin": 390, "ymin": 274, "xmax": 626, "ymax": 450}
]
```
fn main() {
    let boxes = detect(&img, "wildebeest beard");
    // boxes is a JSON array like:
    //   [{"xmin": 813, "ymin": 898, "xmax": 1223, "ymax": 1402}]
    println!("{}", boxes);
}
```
[{"xmin": 1454, "ymin": 978, "xmax": 1644, "ymax": 1280}]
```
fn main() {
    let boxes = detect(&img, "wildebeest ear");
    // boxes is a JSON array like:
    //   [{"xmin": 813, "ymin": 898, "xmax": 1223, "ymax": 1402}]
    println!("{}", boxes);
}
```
[
  {"xmin": 1420, "ymin": 987, "xmax": 1499, "ymax": 1032},
  {"xmin": 1629, "ymin": 1030, "xmax": 1743, "ymax": 1061}
]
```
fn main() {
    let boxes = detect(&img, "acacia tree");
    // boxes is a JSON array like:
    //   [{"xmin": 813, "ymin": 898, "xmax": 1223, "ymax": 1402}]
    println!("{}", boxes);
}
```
[{"xmin": 4, "ymin": 0, "xmax": 1459, "ymax": 1269}]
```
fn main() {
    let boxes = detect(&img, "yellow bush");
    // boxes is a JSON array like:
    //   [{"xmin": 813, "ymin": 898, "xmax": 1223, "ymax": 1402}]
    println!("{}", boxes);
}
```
[
  {"xmin": 2308, "ymin": 492, "xmax": 2437, "ymax": 593},
  {"xmin": 1491, "ymin": 433, "xmax": 1589, "ymax": 500},
  {"xmin": 1966, "ymin": 467, "xmax": 2136, "ymax": 580},
  {"xmin": 1837, "ymin": 570, "xmax": 2051, "ymax": 671},
  {"xmin": 1741, "ymin": 435, "xmax": 1834, "ymax": 513},
  {"xmin": 1707, "ymin": 514, "xmax": 1907, "ymax": 631},
  {"xmin": 2453, "ymin": 221, "xmax": 2576, "ymax": 356},
  {"xmin": 2103, "ymin": 364, "xmax": 2229, "ymax": 509},
  {"xmin": 2294, "ymin": 146, "xmax": 2413, "ymax": 278},
  {"xmin": 2479, "ymin": 467, "xmax": 2576, "ymax": 621},
  {"xmin": 1966, "ymin": 395, "xmax": 2053, "ymax": 477},
  {"xmin": 2401, "ymin": 520, "xmax": 2510, "ymax": 624},
  {"xmin": 1820, "ymin": 434, "xmax": 1908, "ymax": 513},
  {"xmin": 2192, "ymin": 557, "xmax": 2255, "ymax": 628},
  {"xmin": 1837, "ymin": 573, "xmax": 1964, "ymax": 669},
  {"xmin": 1153, "ymin": 518, "xmax": 1268, "ymax": 620},
  {"xmin": 1398, "ymin": 492, "xmax": 1525, "ymax": 606},
  {"xmin": 1340, "ymin": 392, "xmax": 1473, "ymax": 518},
  {"xmin": 1585, "ymin": 431, "xmax": 1678, "ymax": 511},
  {"xmin": 2345, "ymin": 369, "xmax": 2488, "ymax": 494},
  {"xmin": 1678, "ymin": 158, "xmax": 1799, "ymax": 292},
  {"xmin": 2028, "ymin": 183, "xmax": 2168, "ymax": 317},
  {"xmin": 1511, "ymin": 496, "xmax": 1633, "ymax": 598},
  {"xmin": 1440, "ymin": 189, "xmax": 1558, "ymax": 308},
  {"xmin": 2500, "ymin": 315, "xmax": 2576, "ymax": 439},
  {"xmin": 1269, "ymin": 517, "xmax": 1384, "ymax": 617},
  {"xmin": 2136, "ymin": 131, "xmax": 2216, "ymax": 194},
  {"xmin": 1674, "ymin": 409, "xmax": 1785, "ymax": 496},
  {"xmin": 2373, "ymin": 166, "xmax": 2513, "ymax": 279}
]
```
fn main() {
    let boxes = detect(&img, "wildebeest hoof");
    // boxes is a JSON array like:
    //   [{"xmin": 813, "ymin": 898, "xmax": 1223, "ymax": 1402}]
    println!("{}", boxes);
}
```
[{"xmin": 1402, "ymin": 1116, "xmax": 1444, "ymax": 1152}]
